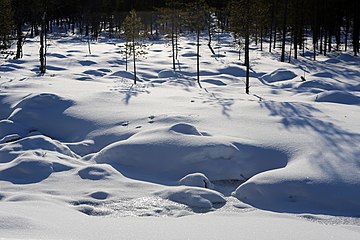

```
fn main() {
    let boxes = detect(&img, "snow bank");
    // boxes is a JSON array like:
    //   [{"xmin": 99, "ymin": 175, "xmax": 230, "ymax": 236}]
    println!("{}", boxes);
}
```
[
  {"xmin": 315, "ymin": 90, "xmax": 360, "ymax": 105},
  {"xmin": 155, "ymin": 186, "xmax": 225, "ymax": 209},
  {"xmin": 297, "ymin": 79, "xmax": 343, "ymax": 91},
  {"xmin": 93, "ymin": 123, "xmax": 289, "ymax": 181},
  {"xmin": 0, "ymin": 155, "xmax": 53, "ymax": 184},
  {"xmin": 6, "ymin": 93, "xmax": 94, "ymax": 141},
  {"xmin": 233, "ymin": 170, "xmax": 360, "ymax": 216},
  {"xmin": 262, "ymin": 68, "xmax": 297, "ymax": 83},
  {"xmin": 0, "ymin": 135, "xmax": 78, "ymax": 163}
]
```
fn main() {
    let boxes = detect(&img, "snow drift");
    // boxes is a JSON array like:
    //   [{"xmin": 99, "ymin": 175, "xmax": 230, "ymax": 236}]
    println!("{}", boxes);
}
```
[{"xmin": 93, "ymin": 123, "xmax": 289, "ymax": 181}]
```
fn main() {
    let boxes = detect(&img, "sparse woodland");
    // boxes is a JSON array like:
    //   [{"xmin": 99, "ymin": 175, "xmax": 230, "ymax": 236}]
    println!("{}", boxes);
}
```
[{"xmin": 0, "ymin": 0, "xmax": 359, "ymax": 87}]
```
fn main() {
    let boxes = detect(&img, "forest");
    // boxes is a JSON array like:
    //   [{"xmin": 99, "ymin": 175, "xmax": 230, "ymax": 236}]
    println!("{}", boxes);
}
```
[{"xmin": 0, "ymin": 0, "xmax": 359, "ymax": 91}]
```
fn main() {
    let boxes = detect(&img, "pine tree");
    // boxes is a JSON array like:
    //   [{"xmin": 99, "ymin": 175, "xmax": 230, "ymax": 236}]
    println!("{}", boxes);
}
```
[
  {"xmin": 183, "ymin": 0, "xmax": 209, "ymax": 88},
  {"xmin": 229, "ymin": 0, "xmax": 252, "ymax": 94},
  {"xmin": 0, "ymin": 0, "xmax": 12, "ymax": 50},
  {"xmin": 158, "ymin": 0, "xmax": 183, "ymax": 70},
  {"xmin": 122, "ymin": 10, "xmax": 147, "ymax": 84}
]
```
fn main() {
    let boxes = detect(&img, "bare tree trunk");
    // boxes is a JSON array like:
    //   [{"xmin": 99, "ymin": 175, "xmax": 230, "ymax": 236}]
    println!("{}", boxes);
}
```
[
  {"xmin": 16, "ymin": 23, "xmax": 23, "ymax": 59},
  {"xmin": 197, "ymin": 30, "xmax": 202, "ymax": 88},
  {"xmin": 280, "ymin": 0, "xmax": 288, "ymax": 62},
  {"xmin": 39, "ymin": 13, "xmax": 46, "ymax": 74},
  {"xmin": 171, "ymin": 24, "xmax": 176, "ymax": 70},
  {"xmin": 245, "ymin": 0, "xmax": 250, "ymax": 94},
  {"xmin": 133, "ymin": 38, "xmax": 137, "ymax": 84}
]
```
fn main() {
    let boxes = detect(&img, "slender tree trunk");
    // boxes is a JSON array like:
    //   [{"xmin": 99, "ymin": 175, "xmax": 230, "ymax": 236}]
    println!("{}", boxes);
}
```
[
  {"xmin": 39, "ymin": 13, "xmax": 46, "ymax": 74},
  {"xmin": 87, "ymin": 33, "xmax": 91, "ymax": 54},
  {"xmin": 280, "ymin": 0, "xmax": 288, "ymax": 62},
  {"xmin": 245, "ymin": 0, "xmax": 250, "ymax": 94},
  {"xmin": 353, "ymin": 1, "xmax": 359, "ymax": 56},
  {"xmin": 269, "ymin": 1, "xmax": 274, "ymax": 53},
  {"xmin": 197, "ymin": 30, "xmax": 202, "ymax": 88},
  {"xmin": 320, "ymin": 29, "xmax": 323, "ymax": 54},
  {"xmin": 133, "ymin": 38, "xmax": 137, "ymax": 84},
  {"xmin": 208, "ymin": 17, "xmax": 215, "ymax": 55},
  {"xmin": 345, "ymin": 9, "xmax": 350, "ymax": 52},
  {"xmin": 125, "ymin": 43, "xmax": 128, "ymax": 71},
  {"xmin": 171, "ymin": 27, "xmax": 176, "ymax": 70},
  {"xmin": 16, "ymin": 22, "xmax": 23, "ymax": 59},
  {"xmin": 175, "ymin": 33, "xmax": 178, "ymax": 60},
  {"xmin": 324, "ymin": 29, "xmax": 327, "ymax": 56},
  {"xmin": 328, "ymin": 31, "xmax": 332, "ymax": 53},
  {"xmin": 260, "ymin": 28, "xmax": 263, "ymax": 51}
]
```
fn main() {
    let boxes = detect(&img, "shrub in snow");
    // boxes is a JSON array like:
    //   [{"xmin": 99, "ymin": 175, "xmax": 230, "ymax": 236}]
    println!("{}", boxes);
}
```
[{"xmin": 179, "ymin": 173, "xmax": 214, "ymax": 189}]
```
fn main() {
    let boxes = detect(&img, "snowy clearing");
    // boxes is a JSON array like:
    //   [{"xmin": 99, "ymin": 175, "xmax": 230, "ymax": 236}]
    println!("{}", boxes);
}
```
[{"xmin": 0, "ymin": 33, "xmax": 359, "ymax": 239}]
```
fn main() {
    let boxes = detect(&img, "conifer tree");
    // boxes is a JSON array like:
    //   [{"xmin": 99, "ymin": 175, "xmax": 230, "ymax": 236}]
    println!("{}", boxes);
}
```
[
  {"xmin": 158, "ymin": 0, "xmax": 183, "ymax": 70},
  {"xmin": 184, "ymin": 0, "xmax": 209, "ymax": 88},
  {"xmin": 0, "ymin": 0, "xmax": 12, "ymax": 50},
  {"xmin": 122, "ymin": 10, "xmax": 147, "ymax": 84},
  {"xmin": 229, "ymin": 0, "xmax": 252, "ymax": 94}
]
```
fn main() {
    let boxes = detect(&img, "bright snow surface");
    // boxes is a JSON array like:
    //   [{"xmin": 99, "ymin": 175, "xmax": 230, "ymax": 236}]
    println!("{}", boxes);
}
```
[{"xmin": 0, "ymin": 33, "xmax": 359, "ymax": 239}]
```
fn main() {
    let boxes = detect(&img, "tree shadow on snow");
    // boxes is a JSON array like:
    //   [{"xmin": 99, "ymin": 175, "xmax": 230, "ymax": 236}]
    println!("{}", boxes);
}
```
[{"xmin": 260, "ymin": 101, "xmax": 360, "ymax": 180}]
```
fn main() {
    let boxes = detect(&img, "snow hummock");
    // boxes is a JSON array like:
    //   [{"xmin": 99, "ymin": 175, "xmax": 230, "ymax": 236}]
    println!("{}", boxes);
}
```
[
  {"xmin": 155, "ymin": 186, "xmax": 226, "ymax": 209},
  {"xmin": 179, "ymin": 173, "xmax": 214, "ymax": 189},
  {"xmin": 315, "ymin": 90, "xmax": 360, "ymax": 105},
  {"xmin": 262, "ymin": 68, "xmax": 297, "ymax": 83},
  {"xmin": 93, "ymin": 123, "xmax": 288, "ymax": 181}
]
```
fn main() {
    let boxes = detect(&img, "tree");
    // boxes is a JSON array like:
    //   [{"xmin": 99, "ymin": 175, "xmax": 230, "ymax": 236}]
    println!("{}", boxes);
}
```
[
  {"xmin": 0, "ymin": 0, "xmax": 12, "ymax": 51},
  {"xmin": 229, "ymin": 0, "xmax": 252, "ymax": 94},
  {"xmin": 158, "ymin": 0, "xmax": 183, "ymax": 70},
  {"xmin": 280, "ymin": 0, "xmax": 288, "ymax": 62},
  {"xmin": 122, "ymin": 10, "xmax": 147, "ymax": 84},
  {"xmin": 39, "ymin": 0, "xmax": 48, "ymax": 74},
  {"xmin": 183, "ymin": 0, "xmax": 209, "ymax": 88}
]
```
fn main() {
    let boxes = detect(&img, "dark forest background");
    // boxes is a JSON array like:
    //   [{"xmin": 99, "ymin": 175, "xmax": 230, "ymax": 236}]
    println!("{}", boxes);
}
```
[{"xmin": 0, "ymin": 0, "xmax": 359, "ymax": 63}]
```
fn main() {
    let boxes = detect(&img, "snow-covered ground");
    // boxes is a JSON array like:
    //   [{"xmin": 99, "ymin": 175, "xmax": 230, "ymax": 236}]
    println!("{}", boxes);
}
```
[{"xmin": 0, "ymin": 33, "xmax": 359, "ymax": 239}]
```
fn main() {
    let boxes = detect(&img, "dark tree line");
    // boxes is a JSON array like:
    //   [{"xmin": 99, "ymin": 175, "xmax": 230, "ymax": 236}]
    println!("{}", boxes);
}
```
[{"xmin": 0, "ymin": 0, "xmax": 359, "ymax": 90}]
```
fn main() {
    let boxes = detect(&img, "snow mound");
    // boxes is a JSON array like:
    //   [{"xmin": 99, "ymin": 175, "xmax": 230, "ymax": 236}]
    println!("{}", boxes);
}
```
[
  {"xmin": 78, "ymin": 165, "xmax": 118, "ymax": 180},
  {"xmin": 169, "ymin": 123, "xmax": 202, "ymax": 136},
  {"xmin": 0, "ymin": 156, "xmax": 53, "ymax": 184},
  {"xmin": 232, "ymin": 171, "xmax": 360, "ymax": 216},
  {"xmin": 93, "ymin": 124, "xmax": 289, "ymax": 181},
  {"xmin": 312, "ymin": 72, "xmax": 335, "ymax": 78},
  {"xmin": 315, "ymin": 91, "xmax": 360, "ymax": 105},
  {"xmin": 263, "ymin": 69, "xmax": 297, "ymax": 83},
  {"xmin": 155, "ymin": 186, "xmax": 225, "ymax": 209},
  {"xmin": 158, "ymin": 69, "xmax": 177, "ymax": 78},
  {"xmin": 7, "ymin": 93, "xmax": 93, "ymax": 141},
  {"xmin": 297, "ymin": 79, "xmax": 343, "ymax": 91},
  {"xmin": 110, "ymin": 71, "xmax": 142, "ymax": 82},
  {"xmin": 179, "ymin": 173, "xmax": 214, "ymax": 189},
  {"xmin": 0, "ymin": 135, "xmax": 78, "ymax": 163}
]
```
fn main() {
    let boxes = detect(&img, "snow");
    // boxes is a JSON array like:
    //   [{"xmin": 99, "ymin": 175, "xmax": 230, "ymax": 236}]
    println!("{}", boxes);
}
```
[
  {"xmin": 179, "ymin": 172, "xmax": 214, "ymax": 189},
  {"xmin": 0, "ymin": 32, "xmax": 360, "ymax": 239}
]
